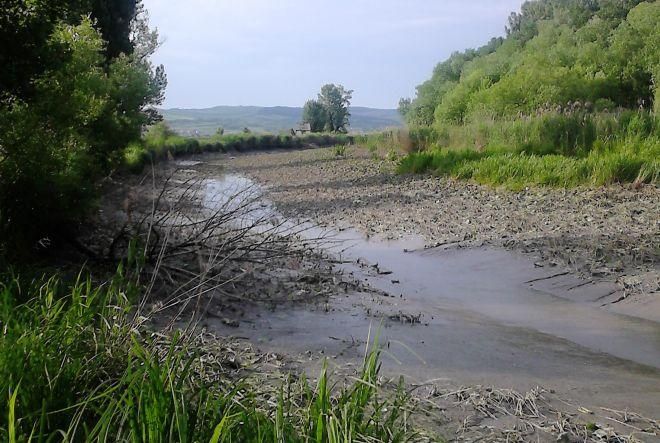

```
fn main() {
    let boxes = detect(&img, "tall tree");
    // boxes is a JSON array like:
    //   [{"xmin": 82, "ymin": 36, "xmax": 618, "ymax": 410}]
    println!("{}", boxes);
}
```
[
  {"xmin": 318, "ymin": 84, "xmax": 353, "ymax": 133},
  {"xmin": 91, "ymin": 0, "xmax": 138, "ymax": 59},
  {"xmin": 302, "ymin": 100, "xmax": 327, "ymax": 132}
]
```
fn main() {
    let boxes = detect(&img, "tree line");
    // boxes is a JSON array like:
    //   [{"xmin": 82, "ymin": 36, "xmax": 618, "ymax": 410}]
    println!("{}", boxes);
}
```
[{"xmin": 400, "ymin": 0, "xmax": 659, "ymax": 127}]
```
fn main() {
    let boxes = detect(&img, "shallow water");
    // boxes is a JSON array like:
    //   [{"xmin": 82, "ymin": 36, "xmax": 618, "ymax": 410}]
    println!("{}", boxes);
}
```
[
  {"xmin": 336, "ymin": 234, "xmax": 660, "ymax": 369},
  {"xmin": 201, "ymin": 170, "xmax": 660, "ymax": 414}
]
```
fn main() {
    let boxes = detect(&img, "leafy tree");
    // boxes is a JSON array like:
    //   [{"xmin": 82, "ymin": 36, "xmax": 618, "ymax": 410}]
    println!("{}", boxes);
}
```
[
  {"xmin": 302, "ymin": 100, "xmax": 328, "ymax": 132},
  {"xmin": 407, "ymin": 0, "xmax": 659, "ymax": 127},
  {"xmin": 618, "ymin": 2, "xmax": 660, "ymax": 110},
  {"xmin": 91, "ymin": 0, "xmax": 139, "ymax": 59},
  {"xmin": 398, "ymin": 98, "xmax": 412, "ymax": 117},
  {"xmin": 597, "ymin": 0, "xmax": 645, "ymax": 21},
  {"xmin": 0, "ymin": 0, "xmax": 143, "ymax": 98},
  {"xmin": 318, "ymin": 84, "xmax": 353, "ymax": 133},
  {"xmin": 0, "ymin": 1, "xmax": 166, "ymax": 259},
  {"xmin": 403, "ymin": 39, "xmax": 503, "ymax": 126}
]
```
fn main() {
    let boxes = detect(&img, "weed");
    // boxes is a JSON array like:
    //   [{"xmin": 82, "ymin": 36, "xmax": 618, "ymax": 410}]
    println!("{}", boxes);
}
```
[
  {"xmin": 398, "ymin": 136, "xmax": 659, "ymax": 189},
  {"xmin": 334, "ymin": 145, "xmax": 347, "ymax": 157},
  {"xmin": 395, "ymin": 112, "xmax": 659, "ymax": 188},
  {"xmin": 386, "ymin": 149, "xmax": 400, "ymax": 162}
]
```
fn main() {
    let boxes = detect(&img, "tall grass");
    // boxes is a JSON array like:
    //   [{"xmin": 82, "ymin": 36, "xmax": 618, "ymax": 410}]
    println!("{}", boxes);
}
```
[
  {"xmin": 0, "ymin": 263, "xmax": 419, "ymax": 441},
  {"xmin": 395, "ymin": 111, "xmax": 660, "ymax": 188},
  {"xmin": 399, "ymin": 136, "xmax": 659, "ymax": 189},
  {"xmin": 356, "ymin": 129, "xmax": 416, "ymax": 154}
]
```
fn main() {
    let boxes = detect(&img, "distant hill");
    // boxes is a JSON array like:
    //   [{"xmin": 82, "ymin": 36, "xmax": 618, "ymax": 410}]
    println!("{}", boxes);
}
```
[{"xmin": 159, "ymin": 106, "xmax": 403, "ymax": 135}]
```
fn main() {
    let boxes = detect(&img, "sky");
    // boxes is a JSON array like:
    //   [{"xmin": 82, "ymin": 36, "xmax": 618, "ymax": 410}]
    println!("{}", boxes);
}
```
[{"xmin": 141, "ymin": 0, "xmax": 525, "ymax": 109}]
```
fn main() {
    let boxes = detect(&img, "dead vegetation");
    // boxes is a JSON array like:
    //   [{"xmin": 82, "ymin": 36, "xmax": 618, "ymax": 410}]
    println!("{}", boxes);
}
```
[{"xmin": 409, "ymin": 384, "xmax": 660, "ymax": 442}]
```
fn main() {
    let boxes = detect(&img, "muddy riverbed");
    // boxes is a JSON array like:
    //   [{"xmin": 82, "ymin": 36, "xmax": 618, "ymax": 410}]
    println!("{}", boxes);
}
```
[
  {"xmin": 205, "ymin": 148, "xmax": 657, "ymax": 421},
  {"xmin": 90, "ymin": 148, "xmax": 660, "ymax": 440}
]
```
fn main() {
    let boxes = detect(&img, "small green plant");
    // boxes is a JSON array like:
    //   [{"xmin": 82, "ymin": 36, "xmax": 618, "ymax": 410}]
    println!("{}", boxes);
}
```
[
  {"xmin": 387, "ymin": 149, "xmax": 399, "ymax": 162},
  {"xmin": 334, "ymin": 144, "xmax": 347, "ymax": 157}
]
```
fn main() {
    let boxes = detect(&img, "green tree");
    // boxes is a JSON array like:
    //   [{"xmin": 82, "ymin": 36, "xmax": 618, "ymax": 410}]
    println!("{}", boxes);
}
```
[
  {"xmin": 407, "ymin": 0, "xmax": 660, "ymax": 126},
  {"xmin": 0, "ymin": 2, "xmax": 166, "ymax": 259},
  {"xmin": 0, "ymin": 0, "xmax": 142, "ymax": 98},
  {"xmin": 318, "ymin": 84, "xmax": 353, "ymax": 133},
  {"xmin": 398, "ymin": 98, "xmax": 412, "ymax": 117},
  {"xmin": 302, "ymin": 100, "xmax": 327, "ymax": 132}
]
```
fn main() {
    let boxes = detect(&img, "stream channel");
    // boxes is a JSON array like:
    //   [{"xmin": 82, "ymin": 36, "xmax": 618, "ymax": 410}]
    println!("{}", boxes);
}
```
[{"xmin": 199, "ymin": 170, "xmax": 660, "ymax": 415}]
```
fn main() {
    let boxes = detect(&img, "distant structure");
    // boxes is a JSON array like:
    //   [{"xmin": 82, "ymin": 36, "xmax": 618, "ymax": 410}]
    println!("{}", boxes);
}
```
[{"xmin": 294, "ymin": 123, "xmax": 312, "ymax": 135}]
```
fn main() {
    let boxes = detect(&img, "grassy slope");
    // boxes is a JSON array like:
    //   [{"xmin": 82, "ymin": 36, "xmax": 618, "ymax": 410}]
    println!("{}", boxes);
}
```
[
  {"xmin": 394, "ymin": 1, "xmax": 659, "ymax": 189},
  {"xmin": 160, "ymin": 106, "xmax": 403, "ymax": 135}
]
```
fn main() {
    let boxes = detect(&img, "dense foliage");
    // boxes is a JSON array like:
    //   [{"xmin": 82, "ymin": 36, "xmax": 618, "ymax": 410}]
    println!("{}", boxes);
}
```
[
  {"xmin": 302, "ymin": 100, "xmax": 328, "ymax": 132},
  {"xmin": 396, "ymin": 0, "xmax": 659, "ymax": 187},
  {"xmin": 402, "ymin": 0, "xmax": 659, "ymax": 126},
  {"xmin": 0, "ymin": 0, "xmax": 166, "ymax": 260},
  {"xmin": 302, "ymin": 84, "xmax": 354, "ymax": 133}
]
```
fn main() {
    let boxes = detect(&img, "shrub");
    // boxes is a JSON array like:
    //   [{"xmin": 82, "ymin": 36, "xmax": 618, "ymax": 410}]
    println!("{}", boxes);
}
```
[
  {"xmin": 0, "ymin": 18, "xmax": 164, "ymax": 261},
  {"xmin": 123, "ymin": 142, "xmax": 150, "ymax": 172},
  {"xmin": 278, "ymin": 134, "xmax": 293, "ymax": 148}
]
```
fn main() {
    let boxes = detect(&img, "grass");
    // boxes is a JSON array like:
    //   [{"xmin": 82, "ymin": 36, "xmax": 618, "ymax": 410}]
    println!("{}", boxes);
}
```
[
  {"xmin": 333, "ymin": 145, "xmax": 347, "ymax": 157},
  {"xmin": 0, "ymin": 260, "xmax": 421, "ymax": 441},
  {"xmin": 124, "ymin": 123, "xmax": 354, "ymax": 172},
  {"xmin": 394, "ymin": 111, "xmax": 660, "ymax": 188},
  {"xmin": 398, "ymin": 137, "xmax": 659, "ymax": 189}
]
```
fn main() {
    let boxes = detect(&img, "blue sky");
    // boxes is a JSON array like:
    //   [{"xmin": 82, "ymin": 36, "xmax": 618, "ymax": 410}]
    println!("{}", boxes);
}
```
[{"xmin": 142, "ymin": 0, "xmax": 524, "ymax": 109}]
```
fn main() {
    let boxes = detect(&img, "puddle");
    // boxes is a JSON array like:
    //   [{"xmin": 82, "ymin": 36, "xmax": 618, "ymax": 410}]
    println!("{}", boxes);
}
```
[
  {"xmin": 338, "ymin": 238, "xmax": 660, "ymax": 369},
  {"xmin": 203, "ymin": 174, "xmax": 281, "ymax": 231}
]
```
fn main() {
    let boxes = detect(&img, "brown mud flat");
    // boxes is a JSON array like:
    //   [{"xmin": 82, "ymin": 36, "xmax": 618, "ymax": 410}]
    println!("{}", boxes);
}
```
[
  {"xmin": 225, "ymin": 146, "xmax": 659, "ymax": 321},
  {"xmin": 209, "ymin": 148, "xmax": 658, "ymax": 432},
  {"xmin": 83, "ymin": 153, "xmax": 659, "ymax": 441}
]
